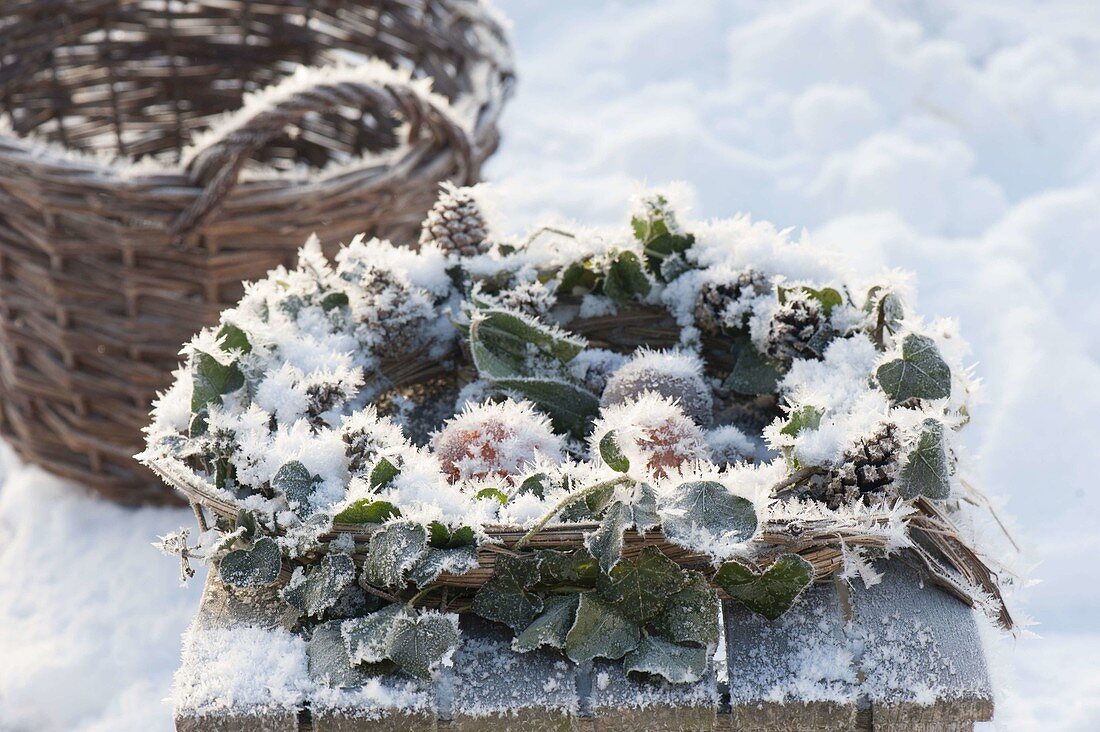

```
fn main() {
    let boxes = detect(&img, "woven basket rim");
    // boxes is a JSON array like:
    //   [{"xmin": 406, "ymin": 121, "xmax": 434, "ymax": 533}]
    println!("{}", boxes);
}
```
[{"xmin": 0, "ymin": 62, "xmax": 500, "ymax": 181}]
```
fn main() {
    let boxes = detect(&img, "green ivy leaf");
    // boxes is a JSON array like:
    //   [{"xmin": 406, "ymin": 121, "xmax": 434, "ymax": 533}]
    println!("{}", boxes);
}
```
[
  {"xmin": 599, "ymin": 431, "xmax": 630, "ymax": 473},
  {"xmin": 369, "ymin": 458, "xmax": 400, "ymax": 490},
  {"xmin": 191, "ymin": 351, "xmax": 244, "ymax": 413},
  {"xmin": 217, "ymin": 322, "xmax": 252, "ymax": 354},
  {"xmin": 342, "ymin": 604, "xmax": 407, "ymax": 665},
  {"xmin": 321, "ymin": 292, "xmax": 350, "ymax": 311},
  {"xmin": 363, "ymin": 521, "xmax": 428, "ymax": 587},
  {"xmin": 407, "ymin": 546, "xmax": 480, "ymax": 588},
  {"xmin": 308, "ymin": 619, "xmax": 372, "ymax": 688},
  {"xmin": 469, "ymin": 308, "xmax": 598, "ymax": 437},
  {"xmin": 565, "ymin": 593, "xmax": 640, "ymax": 663},
  {"xmin": 470, "ymin": 309, "xmax": 585, "ymax": 378},
  {"xmin": 630, "ymin": 482, "xmax": 660, "ymax": 534},
  {"xmin": 713, "ymin": 553, "xmax": 813, "ymax": 621},
  {"xmin": 535, "ymin": 549, "xmax": 600, "ymax": 588},
  {"xmin": 723, "ymin": 337, "xmax": 781, "ymax": 395},
  {"xmin": 386, "ymin": 613, "xmax": 460, "ymax": 680},
  {"xmin": 219, "ymin": 536, "xmax": 281, "ymax": 587},
  {"xmin": 896, "ymin": 419, "xmax": 951, "ymax": 500},
  {"xmin": 623, "ymin": 634, "xmax": 708, "ymax": 684},
  {"xmin": 876, "ymin": 333, "xmax": 951, "ymax": 403},
  {"xmin": 513, "ymin": 594, "xmax": 580, "ymax": 652},
  {"xmin": 604, "ymin": 251, "xmax": 652, "ymax": 304},
  {"xmin": 780, "ymin": 406, "xmax": 823, "ymax": 437},
  {"xmin": 585, "ymin": 500, "xmax": 632, "ymax": 575},
  {"xmin": 516, "ymin": 473, "xmax": 548, "ymax": 500},
  {"xmin": 650, "ymin": 571, "xmax": 720, "ymax": 648},
  {"xmin": 427, "ymin": 523, "xmax": 477, "ymax": 549},
  {"xmin": 596, "ymin": 546, "xmax": 686, "ymax": 622},
  {"xmin": 475, "ymin": 487, "xmax": 509, "ymax": 505},
  {"xmin": 801, "ymin": 286, "xmax": 843, "ymax": 316},
  {"xmin": 282, "ymin": 553, "xmax": 356, "ymax": 617},
  {"xmin": 559, "ymin": 261, "xmax": 600, "ymax": 296},
  {"xmin": 272, "ymin": 460, "xmax": 319, "ymax": 511},
  {"xmin": 472, "ymin": 554, "xmax": 543, "ymax": 630},
  {"xmin": 661, "ymin": 481, "xmax": 758, "ymax": 547},
  {"xmin": 493, "ymin": 377, "xmax": 600, "ymax": 438},
  {"xmin": 333, "ymin": 499, "xmax": 401, "ymax": 524},
  {"xmin": 866, "ymin": 287, "xmax": 904, "ymax": 349}
]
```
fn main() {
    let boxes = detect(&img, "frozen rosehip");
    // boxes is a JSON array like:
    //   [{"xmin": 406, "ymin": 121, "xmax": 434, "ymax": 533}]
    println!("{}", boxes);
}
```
[
  {"xmin": 432, "ymin": 399, "xmax": 563, "ymax": 484},
  {"xmin": 592, "ymin": 393, "xmax": 710, "ymax": 479}
]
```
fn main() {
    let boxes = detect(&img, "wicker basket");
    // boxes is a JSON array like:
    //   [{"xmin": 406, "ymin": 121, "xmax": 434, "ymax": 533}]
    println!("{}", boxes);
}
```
[{"xmin": 0, "ymin": 0, "xmax": 514, "ymax": 504}]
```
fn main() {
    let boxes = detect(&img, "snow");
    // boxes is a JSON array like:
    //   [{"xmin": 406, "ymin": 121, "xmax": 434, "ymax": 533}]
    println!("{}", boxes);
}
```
[{"xmin": 2, "ymin": 0, "xmax": 1099, "ymax": 729}]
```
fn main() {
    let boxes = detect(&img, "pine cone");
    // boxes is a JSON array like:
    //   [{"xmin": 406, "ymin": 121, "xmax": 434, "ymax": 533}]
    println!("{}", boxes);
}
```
[
  {"xmin": 419, "ymin": 184, "xmax": 489, "ymax": 257},
  {"xmin": 765, "ymin": 295, "xmax": 830, "ymax": 365},
  {"xmin": 358, "ymin": 269, "xmax": 429, "ymax": 355},
  {"xmin": 802, "ymin": 423, "xmax": 901, "ymax": 509},
  {"xmin": 695, "ymin": 270, "xmax": 769, "ymax": 335}
]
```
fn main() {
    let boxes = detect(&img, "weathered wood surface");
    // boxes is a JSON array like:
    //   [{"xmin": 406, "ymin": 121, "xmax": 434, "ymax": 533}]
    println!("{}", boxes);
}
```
[
  {"xmin": 723, "ymin": 558, "xmax": 993, "ymax": 732},
  {"xmin": 177, "ymin": 559, "xmax": 993, "ymax": 731}
]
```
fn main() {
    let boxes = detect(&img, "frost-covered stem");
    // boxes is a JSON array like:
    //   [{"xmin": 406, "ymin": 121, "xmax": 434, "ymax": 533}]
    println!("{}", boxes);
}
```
[
  {"xmin": 771, "ymin": 465, "xmax": 827, "ymax": 497},
  {"xmin": 406, "ymin": 583, "xmax": 441, "ymax": 609},
  {"xmin": 360, "ymin": 583, "xmax": 402, "ymax": 605},
  {"xmin": 522, "ymin": 226, "xmax": 575, "ymax": 248},
  {"xmin": 190, "ymin": 501, "xmax": 209, "ymax": 533},
  {"xmin": 513, "ymin": 475, "xmax": 633, "ymax": 550}
]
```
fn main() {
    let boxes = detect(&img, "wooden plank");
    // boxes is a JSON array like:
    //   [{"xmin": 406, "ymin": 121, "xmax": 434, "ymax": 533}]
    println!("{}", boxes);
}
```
[
  {"xmin": 847, "ymin": 560, "xmax": 993, "ymax": 731},
  {"xmin": 176, "ymin": 712, "xmax": 299, "ymax": 732},
  {"xmin": 434, "ymin": 616, "xmax": 576, "ymax": 731},
  {"xmin": 584, "ymin": 657, "xmax": 718, "ymax": 731},
  {"xmin": 723, "ymin": 580, "xmax": 859, "ymax": 730}
]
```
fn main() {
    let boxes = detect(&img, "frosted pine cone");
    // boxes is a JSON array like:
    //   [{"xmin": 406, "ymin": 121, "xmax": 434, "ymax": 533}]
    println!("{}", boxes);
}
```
[
  {"xmin": 803, "ymin": 423, "xmax": 902, "ymax": 509},
  {"xmin": 419, "ymin": 184, "xmax": 489, "ymax": 257},
  {"xmin": 357, "ymin": 268, "xmax": 431, "ymax": 355},
  {"xmin": 765, "ymin": 294, "xmax": 830, "ymax": 365},
  {"xmin": 695, "ymin": 270, "xmax": 769, "ymax": 335}
]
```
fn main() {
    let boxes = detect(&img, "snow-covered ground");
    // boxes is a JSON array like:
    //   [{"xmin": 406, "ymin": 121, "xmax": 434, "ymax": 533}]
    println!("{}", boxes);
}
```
[{"xmin": 2, "ymin": 0, "xmax": 1099, "ymax": 729}]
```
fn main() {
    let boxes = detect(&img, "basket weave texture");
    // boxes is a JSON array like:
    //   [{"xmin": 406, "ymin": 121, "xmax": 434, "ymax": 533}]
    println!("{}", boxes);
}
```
[{"xmin": 0, "ymin": 0, "xmax": 514, "ymax": 504}]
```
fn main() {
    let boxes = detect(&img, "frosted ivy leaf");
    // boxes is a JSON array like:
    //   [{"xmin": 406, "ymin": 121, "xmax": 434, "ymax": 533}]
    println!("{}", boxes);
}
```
[
  {"xmin": 342, "ymin": 604, "xmax": 407, "ymax": 665},
  {"xmin": 513, "ymin": 594, "xmax": 580, "ymax": 653},
  {"xmin": 471, "ymin": 554, "xmax": 543, "ymax": 630},
  {"xmin": 272, "ymin": 460, "xmax": 319, "ymax": 513},
  {"xmin": 660, "ymin": 481, "xmax": 757, "ymax": 548},
  {"xmin": 595, "ymin": 546, "xmax": 685, "ymax": 623},
  {"xmin": 650, "ymin": 572, "xmax": 720, "ymax": 648},
  {"xmin": 713, "ymin": 553, "xmax": 813, "ymax": 621},
  {"xmin": 584, "ymin": 482, "xmax": 660, "ymax": 574},
  {"xmin": 407, "ymin": 546, "xmax": 480, "ymax": 588},
  {"xmin": 282, "ymin": 553, "xmax": 356, "ymax": 617},
  {"xmin": 308, "ymin": 620, "xmax": 372, "ymax": 688},
  {"xmin": 386, "ymin": 612, "xmax": 461, "ymax": 680},
  {"xmin": 565, "ymin": 594, "xmax": 640, "ymax": 663},
  {"xmin": 219, "ymin": 536, "xmax": 281, "ymax": 587},
  {"xmin": 896, "ymin": 419, "xmax": 951, "ymax": 500},
  {"xmin": 624, "ymin": 634, "xmax": 708, "ymax": 684},
  {"xmin": 876, "ymin": 333, "xmax": 951, "ymax": 403},
  {"xmin": 585, "ymin": 500, "xmax": 632, "ymax": 574},
  {"xmin": 363, "ymin": 521, "xmax": 429, "ymax": 588}
]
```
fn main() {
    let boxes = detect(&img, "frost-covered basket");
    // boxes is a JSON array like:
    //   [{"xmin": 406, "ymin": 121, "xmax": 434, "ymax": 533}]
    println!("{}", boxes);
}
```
[
  {"xmin": 144, "ymin": 187, "xmax": 1011, "ymax": 689},
  {"xmin": 0, "ymin": 0, "xmax": 513, "ymax": 504}
]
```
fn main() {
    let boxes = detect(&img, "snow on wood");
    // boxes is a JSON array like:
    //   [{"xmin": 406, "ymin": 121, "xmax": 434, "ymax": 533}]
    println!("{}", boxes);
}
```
[
  {"xmin": 584, "ymin": 657, "xmax": 718, "ymax": 731},
  {"xmin": 436, "ymin": 615, "xmax": 577, "ymax": 729},
  {"xmin": 724, "ymin": 577, "xmax": 859, "ymax": 729},
  {"xmin": 848, "ymin": 560, "xmax": 993, "ymax": 729}
]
